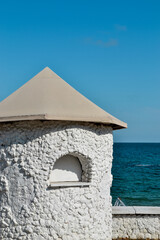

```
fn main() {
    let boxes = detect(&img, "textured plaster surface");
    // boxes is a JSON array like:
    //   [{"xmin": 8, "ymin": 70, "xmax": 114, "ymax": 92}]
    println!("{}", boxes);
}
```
[
  {"xmin": 0, "ymin": 121, "xmax": 113, "ymax": 240},
  {"xmin": 112, "ymin": 214, "xmax": 160, "ymax": 239}
]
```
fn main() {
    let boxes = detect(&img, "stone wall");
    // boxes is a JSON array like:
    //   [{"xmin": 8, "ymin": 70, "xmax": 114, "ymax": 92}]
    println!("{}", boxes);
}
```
[
  {"xmin": 112, "ymin": 206, "xmax": 160, "ymax": 239},
  {"xmin": 0, "ymin": 120, "xmax": 113, "ymax": 240}
]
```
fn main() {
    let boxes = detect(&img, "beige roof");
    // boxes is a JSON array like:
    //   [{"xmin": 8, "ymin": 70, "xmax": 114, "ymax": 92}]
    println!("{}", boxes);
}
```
[{"xmin": 0, "ymin": 67, "xmax": 127, "ymax": 130}]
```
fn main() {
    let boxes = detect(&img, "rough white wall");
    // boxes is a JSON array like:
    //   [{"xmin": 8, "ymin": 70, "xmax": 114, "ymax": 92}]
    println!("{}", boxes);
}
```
[
  {"xmin": 0, "ymin": 121, "xmax": 113, "ymax": 240},
  {"xmin": 112, "ymin": 208, "xmax": 160, "ymax": 239}
]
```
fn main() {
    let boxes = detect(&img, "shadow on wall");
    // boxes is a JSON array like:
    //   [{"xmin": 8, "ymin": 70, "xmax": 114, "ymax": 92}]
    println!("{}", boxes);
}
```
[{"xmin": 0, "ymin": 120, "xmax": 112, "ymax": 146}]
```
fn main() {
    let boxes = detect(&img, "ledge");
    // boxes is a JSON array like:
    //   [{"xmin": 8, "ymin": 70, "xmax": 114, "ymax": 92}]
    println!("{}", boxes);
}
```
[
  {"xmin": 112, "ymin": 206, "xmax": 160, "ymax": 215},
  {"xmin": 49, "ymin": 182, "xmax": 90, "ymax": 188},
  {"xmin": 112, "ymin": 206, "xmax": 135, "ymax": 214}
]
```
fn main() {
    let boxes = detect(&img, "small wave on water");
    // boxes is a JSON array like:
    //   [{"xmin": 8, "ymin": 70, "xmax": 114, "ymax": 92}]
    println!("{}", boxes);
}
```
[{"xmin": 135, "ymin": 164, "xmax": 160, "ymax": 167}]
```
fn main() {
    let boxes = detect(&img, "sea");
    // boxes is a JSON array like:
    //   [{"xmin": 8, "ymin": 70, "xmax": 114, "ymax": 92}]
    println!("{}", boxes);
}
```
[{"xmin": 111, "ymin": 143, "xmax": 160, "ymax": 206}]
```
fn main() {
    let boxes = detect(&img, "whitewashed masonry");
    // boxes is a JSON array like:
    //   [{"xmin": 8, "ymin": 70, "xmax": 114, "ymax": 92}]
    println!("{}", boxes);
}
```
[
  {"xmin": 112, "ymin": 206, "xmax": 160, "ymax": 239},
  {"xmin": 0, "ymin": 120, "xmax": 113, "ymax": 240}
]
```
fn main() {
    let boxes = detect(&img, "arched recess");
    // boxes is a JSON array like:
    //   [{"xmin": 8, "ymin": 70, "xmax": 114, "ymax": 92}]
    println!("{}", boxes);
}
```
[
  {"xmin": 49, "ymin": 155, "xmax": 82, "ymax": 182},
  {"xmin": 49, "ymin": 153, "xmax": 92, "ymax": 187}
]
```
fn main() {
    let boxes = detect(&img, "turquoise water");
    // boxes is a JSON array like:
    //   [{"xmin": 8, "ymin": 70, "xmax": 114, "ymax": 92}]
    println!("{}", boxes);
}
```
[{"xmin": 111, "ymin": 143, "xmax": 160, "ymax": 206}]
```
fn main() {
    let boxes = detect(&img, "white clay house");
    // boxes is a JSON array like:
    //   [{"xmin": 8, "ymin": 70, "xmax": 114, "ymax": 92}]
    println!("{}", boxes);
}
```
[{"xmin": 0, "ymin": 67, "xmax": 127, "ymax": 240}]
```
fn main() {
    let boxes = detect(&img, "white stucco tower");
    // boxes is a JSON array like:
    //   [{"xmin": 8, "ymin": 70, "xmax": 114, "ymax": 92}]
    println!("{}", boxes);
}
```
[{"xmin": 0, "ymin": 68, "xmax": 126, "ymax": 240}]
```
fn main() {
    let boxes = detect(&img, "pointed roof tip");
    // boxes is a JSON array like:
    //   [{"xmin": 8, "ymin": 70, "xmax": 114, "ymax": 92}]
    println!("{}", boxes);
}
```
[
  {"xmin": 43, "ymin": 66, "xmax": 51, "ymax": 71},
  {"xmin": 33, "ymin": 67, "xmax": 59, "ymax": 80},
  {"xmin": 39, "ymin": 67, "xmax": 62, "ymax": 77},
  {"xmin": 37, "ymin": 67, "xmax": 57, "ymax": 75},
  {"xmin": 0, "ymin": 67, "xmax": 127, "ymax": 130},
  {"xmin": 40, "ymin": 66, "xmax": 54, "ymax": 73}
]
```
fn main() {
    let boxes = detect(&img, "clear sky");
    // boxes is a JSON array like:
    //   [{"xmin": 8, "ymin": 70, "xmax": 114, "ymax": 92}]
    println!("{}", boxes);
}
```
[{"xmin": 0, "ymin": 0, "xmax": 159, "ymax": 142}]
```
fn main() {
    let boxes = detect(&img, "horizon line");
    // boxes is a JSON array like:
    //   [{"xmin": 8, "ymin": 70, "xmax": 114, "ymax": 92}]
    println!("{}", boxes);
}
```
[{"xmin": 114, "ymin": 142, "xmax": 160, "ymax": 143}]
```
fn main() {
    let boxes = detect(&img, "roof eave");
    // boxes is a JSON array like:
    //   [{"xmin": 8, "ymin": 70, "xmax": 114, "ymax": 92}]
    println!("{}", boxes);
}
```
[{"xmin": 0, "ymin": 114, "xmax": 127, "ymax": 130}]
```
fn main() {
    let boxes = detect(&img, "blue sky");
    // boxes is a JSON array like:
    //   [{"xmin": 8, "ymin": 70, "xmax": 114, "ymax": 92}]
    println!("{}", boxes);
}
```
[{"xmin": 0, "ymin": 0, "xmax": 160, "ymax": 142}]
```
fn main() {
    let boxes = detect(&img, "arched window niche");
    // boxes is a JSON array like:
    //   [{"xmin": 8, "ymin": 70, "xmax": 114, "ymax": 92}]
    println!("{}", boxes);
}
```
[{"xmin": 49, "ymin": 153, "xmax": 91, "ymax": 188}]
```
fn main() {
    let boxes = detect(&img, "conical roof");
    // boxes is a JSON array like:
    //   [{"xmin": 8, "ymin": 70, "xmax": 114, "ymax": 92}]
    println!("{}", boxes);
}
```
[{"xmin": 0, "ymin": 67, "xmax": 127, "ymax": 130}]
